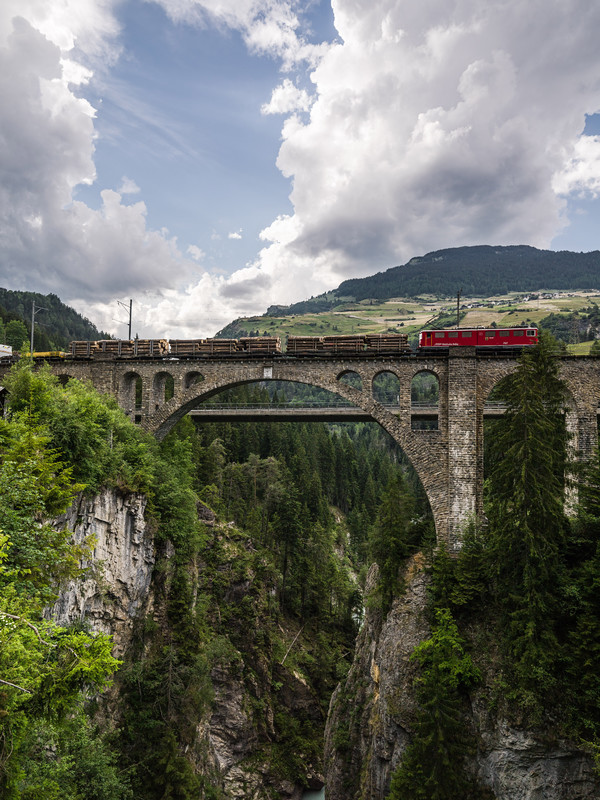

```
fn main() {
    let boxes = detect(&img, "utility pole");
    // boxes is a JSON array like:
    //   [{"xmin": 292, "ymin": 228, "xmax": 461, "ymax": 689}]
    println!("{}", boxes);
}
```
[
  {"xmin": 30, "ymin": 301, "xmax": 46, "ymax": 353},
  {"xmin": 117, "ymin": 299, "xmax": 133, "ymax": 339},
  {"xmin": 457, "ymin": 288, "xmax": 462, "ymax": 329}
]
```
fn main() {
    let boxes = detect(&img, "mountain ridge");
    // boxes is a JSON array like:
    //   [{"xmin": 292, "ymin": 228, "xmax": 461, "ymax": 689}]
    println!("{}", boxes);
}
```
[{"xmin": 264, "ymin": 244, "xmax": 600, "ymax": 318}]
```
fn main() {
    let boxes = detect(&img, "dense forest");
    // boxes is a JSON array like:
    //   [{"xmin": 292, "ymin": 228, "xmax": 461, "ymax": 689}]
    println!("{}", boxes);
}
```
[
  {"xmin": 264, "ymin": 245, "xmax": 600, "ymax": 316},
  {"xmin": 0, "ymin": 360, "xmax": 433, "ymax": 798},
  {"xmin": 0, "ymin": 289, "xmax": 109, "ymax": 351},
  {"xmin": 3, "ymin": 332, "xmax": 600, "ymax": 797}
]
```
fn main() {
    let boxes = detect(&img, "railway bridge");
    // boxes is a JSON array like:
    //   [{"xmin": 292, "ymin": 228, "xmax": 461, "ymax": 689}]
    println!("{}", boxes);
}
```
[{"xmin": 6, "ymin": 349, "xmax": 600, "ymax": 552}]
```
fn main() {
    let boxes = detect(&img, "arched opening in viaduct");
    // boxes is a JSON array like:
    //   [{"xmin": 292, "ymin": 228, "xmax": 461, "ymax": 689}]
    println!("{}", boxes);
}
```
[
  {"xmin": 184, "ymin": 371, "xmax": 204, "ymax": 389},
  {"xmin": 372, "ymin": 370, "xmax": 400, "ymax": 405},
  {"xmin": 410, "ymin": 370, "xmax": 439, "ymax": 430},
  {"xmin": 337, "ymin": 370, "xmax": 362, "ymax": 391},
  {"xmin": 120, "ymin": 371, "xmax": 143, "ymax": 422},
  {"xmin": 152, "ymin": 371, "xmax": 175, "ymax": 409},
  {"xmin": 150, "ymin": 375, "xmax": 437, "ymax": 544}
]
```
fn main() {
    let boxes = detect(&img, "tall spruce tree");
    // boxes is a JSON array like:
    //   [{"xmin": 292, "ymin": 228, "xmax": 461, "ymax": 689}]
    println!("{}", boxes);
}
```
[
  {"xmin": 387, "ymin": 609, "xmax": 481, "ymax": 800},
  {"xmin": 485, "ymin": 331, "xmax": 569, "ymax": 694},
  {"xmin": 369, "ymin": 474, "xmax": 416, "ymax": 610}
]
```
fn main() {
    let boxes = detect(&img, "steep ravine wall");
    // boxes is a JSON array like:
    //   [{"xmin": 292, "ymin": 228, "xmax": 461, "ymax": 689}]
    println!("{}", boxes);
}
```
[
  {"xmin": 50, "ymin": 489, "xmax": 325, "ymax": 800},
  {"xmin": 324, "ymin": 559, "xmax": 600, "ymax": 800},
  {"xmin": 50, "ymin": 489, "xmax": 155, "ymax": 655}
]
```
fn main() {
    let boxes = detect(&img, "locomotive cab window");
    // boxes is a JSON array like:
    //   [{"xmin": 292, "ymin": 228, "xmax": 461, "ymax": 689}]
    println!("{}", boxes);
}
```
[{"xmin": 527, "ymin": 330, "xmax": 536, "ymax": 336}]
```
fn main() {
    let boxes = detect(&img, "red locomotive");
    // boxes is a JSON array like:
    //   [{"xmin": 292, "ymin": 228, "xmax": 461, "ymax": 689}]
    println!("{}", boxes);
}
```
[{"xmin": 419, "ymin": 327, "xmax": 538, "ymax": 347}]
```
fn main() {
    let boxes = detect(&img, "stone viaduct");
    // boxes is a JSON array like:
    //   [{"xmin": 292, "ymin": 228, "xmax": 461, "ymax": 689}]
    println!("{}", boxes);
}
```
[{"xmin": 6, "ymin": 350, "xmax": 600, "ymax": 552}]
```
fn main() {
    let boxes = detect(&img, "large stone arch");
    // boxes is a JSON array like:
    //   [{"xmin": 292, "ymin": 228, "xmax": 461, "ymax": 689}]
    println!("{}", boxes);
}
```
[
  {"xmin": 143, "ymin": 370, "xmax": 448, "ymax": 546},
  {"xmin": 21, "ymin": 347, "xmax": 600, "ymax": 552}
]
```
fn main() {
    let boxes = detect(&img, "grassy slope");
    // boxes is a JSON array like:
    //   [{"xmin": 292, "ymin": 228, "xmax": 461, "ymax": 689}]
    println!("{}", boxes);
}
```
[{"xmin": 218, "ymin": 291, "xmax": 600, "ymax": 354}]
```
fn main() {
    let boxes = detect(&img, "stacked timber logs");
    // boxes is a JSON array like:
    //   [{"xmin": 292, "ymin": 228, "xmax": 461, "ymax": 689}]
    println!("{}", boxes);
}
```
[
  {"xmin": 364, "ymin": 333, "xmax": 409, "ymax": 352},
  {"xmin": 68, "ymin": 333, "xmax": 412, "ymax": 359},
  {"xmin": 239, "ymin": 337, "xmax": 282, "ymax": 353},
  {"xmin": 196, "ymin": 339, "xmax": 239, "ymax": 355},
  {"xmin": 321, "ymin": 335, "xmax": 366, "ymax": 353},
  {"xmin": 286, "ymin": 334, "xmax": 410, "ymax": 354},
  {"xmin": 70, "ymin": 341, "xmax": 97, "ymax": 357},
  {"xmin": 133, "ymin": 339, "xmax": 169, "ymax": 357},
  {"xmin": 70, "ymin": 339, "xmax": 169, "ymax": 358},
  {"xmin": 286, "ymin": 336, "xmax": 324, "ymax": 354},
  {"xmin": 169, "ymin": 339, "xmax": 204, "ymax": 356}
]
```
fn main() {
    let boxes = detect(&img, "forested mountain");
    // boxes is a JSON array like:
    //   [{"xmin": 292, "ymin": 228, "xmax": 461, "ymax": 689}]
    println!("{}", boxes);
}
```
[
  {"xmin": 0, "ymin": 288, "xmax": 109, "ymax": 350},
  {"xmin": 265, "ymin": 245, "xmax": 600, "ymax": 316}
]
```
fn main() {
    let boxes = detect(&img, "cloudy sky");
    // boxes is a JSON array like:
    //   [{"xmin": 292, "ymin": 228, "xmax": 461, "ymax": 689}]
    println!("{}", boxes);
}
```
[{"xmin": 2, "ymin": 0, "xmax": 600, "ymax": 338}]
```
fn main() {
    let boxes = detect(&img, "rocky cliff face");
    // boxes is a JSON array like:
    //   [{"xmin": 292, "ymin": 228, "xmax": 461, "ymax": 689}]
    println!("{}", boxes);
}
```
[
  {"xmin": 50, "ymin": 489, "xmax": 155, "ymax": 655},
  {"xmin": 51, "ymin": 490, "xmax": 326, "ymax": 799},
  {"xmin": 179, "ymin": 522, "xmax": 326, "ymax": 800},
  {"xmin": 324, "ymin": 557, "xmax": 600, "ymax": 800}
]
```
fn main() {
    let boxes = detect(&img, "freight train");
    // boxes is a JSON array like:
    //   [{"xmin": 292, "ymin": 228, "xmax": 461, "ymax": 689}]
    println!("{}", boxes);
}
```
[
  {"xmin": 28, "ymin": 328, "xmax": 538, "ymax": 362},
  {"xmin": 65, "ymin": 333, "xmax": 412, "ymax": 359}
]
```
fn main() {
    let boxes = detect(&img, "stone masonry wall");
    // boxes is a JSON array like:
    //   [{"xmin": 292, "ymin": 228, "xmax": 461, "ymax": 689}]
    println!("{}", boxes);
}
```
[{"xmin": 19, "ymin": 351, "xmax": 600, "ymax": 551}]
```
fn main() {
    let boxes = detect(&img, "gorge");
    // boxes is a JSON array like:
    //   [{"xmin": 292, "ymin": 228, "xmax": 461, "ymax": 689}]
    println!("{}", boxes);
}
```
[{"xmin": 2, "ymin": 333, "xmax": 600, "ymax": 799}]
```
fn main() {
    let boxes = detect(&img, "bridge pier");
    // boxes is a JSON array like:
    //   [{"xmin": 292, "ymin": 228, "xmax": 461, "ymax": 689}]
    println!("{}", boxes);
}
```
[{"xmin": 446, "ymin": 349, "xmax": 480, "ymax": 550}]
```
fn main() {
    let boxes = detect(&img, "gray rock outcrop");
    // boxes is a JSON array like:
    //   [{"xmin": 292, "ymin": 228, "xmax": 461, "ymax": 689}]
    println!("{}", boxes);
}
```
[
  {"xmin": 50, "ymin": 488, "xmax": 155, "ymax": 654},
  {"xmin": 324, "ymin": 556, "xmax": 600, "ymax": 800}
]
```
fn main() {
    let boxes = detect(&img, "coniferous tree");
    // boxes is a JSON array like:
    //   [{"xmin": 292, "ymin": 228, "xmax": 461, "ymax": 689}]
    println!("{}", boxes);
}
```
[
  {"xmin": 4, "ymin": 320, "xmax": 28, "ymax": 351},
  {"xmin": 388, "ymin": 609, "xmax": 480, "ymax": 800},
  {"xmin": 485, "ymin": 331, "xmax": 569, "ymax": 693},
  {"xmin": 369, "ymin": 474, "xmax": 416, "ymax": 610}
]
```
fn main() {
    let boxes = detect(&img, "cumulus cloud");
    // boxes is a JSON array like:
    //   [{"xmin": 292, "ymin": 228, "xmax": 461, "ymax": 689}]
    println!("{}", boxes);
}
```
[
  {"xmin": 2, "ymin": 0, "xmax": 600, "ymax": 342},
  {"xmin": 147, "ymin": 0, "xmax": 329, "ymax": 69},
  {"xmin": 0, "ymin": 2, "xmax": 198, "ymax": 305},
  {"xmin": 553, "ymin": 136, "xmax": 600, "ymax": 198},
  {"xmin": 135, "ymin": 0, "xmax": 600, "ymax": 330},
  {"xmin": 78, "ymin": 278, "xmax": 234, "ymax": 340},
  {"xmin": 261, "ymin": 78, "xmax": 312, "ymax": 114},
  {"xmin": 118, "ymin": 176, "xmax": 141, "ymax": 195},
  {"xmin": 228, "ymin": 229, "xmax": 243, "ymax": 239},
  {"xmin": 186, "ymin": 244, "xmax": 205, "ymax": 260},
  {"xmin": 246, "ymin": 0, "xmax": 600, "ymax": 288}
]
